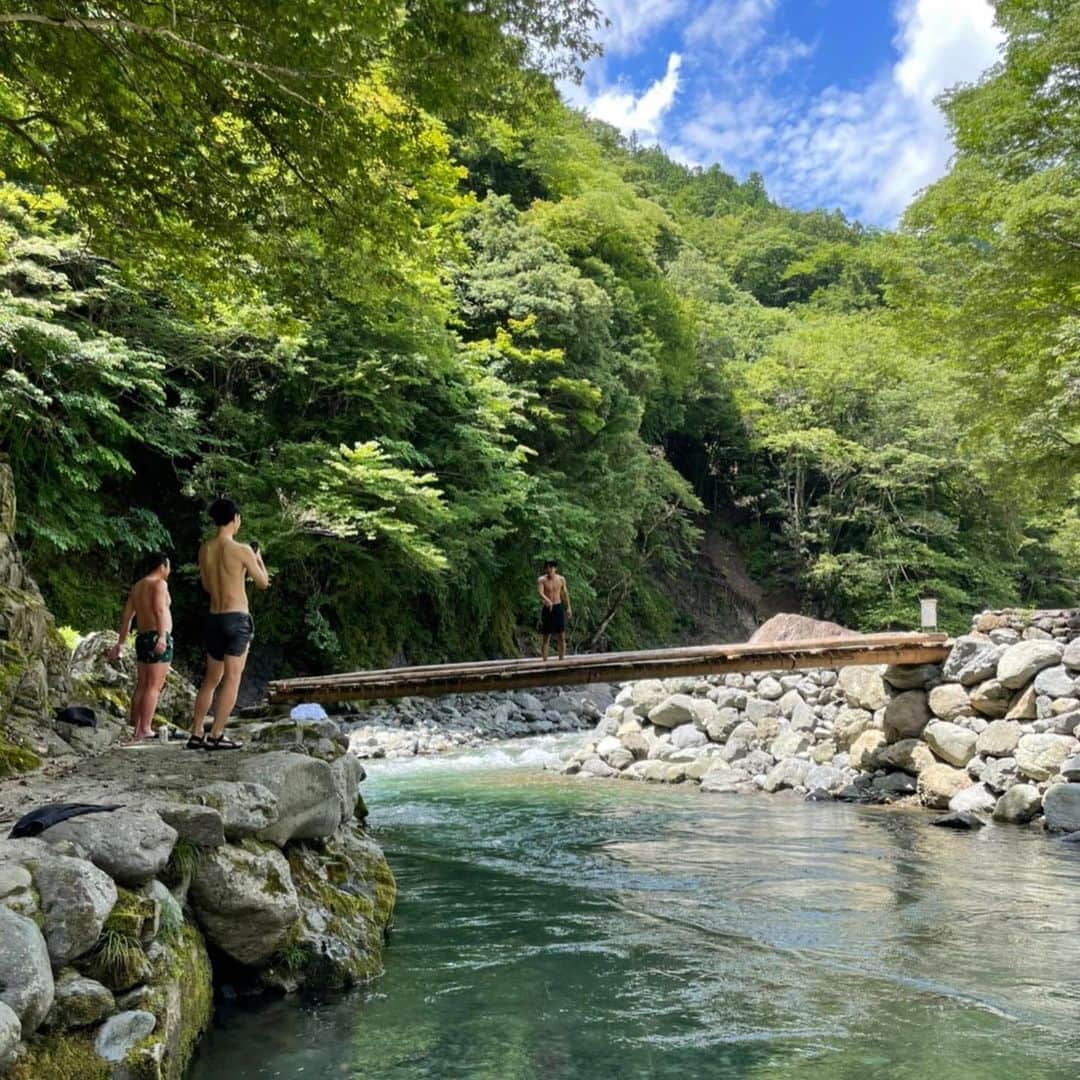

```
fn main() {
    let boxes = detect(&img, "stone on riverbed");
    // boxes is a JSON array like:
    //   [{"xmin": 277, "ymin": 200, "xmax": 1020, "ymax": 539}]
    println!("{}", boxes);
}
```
[
  {"xmin": 877, "ymin": 738, "xmax": 935, "ymax": 776},
  {"xmin": 832, "ymin": 707, "xmax": 872, "ymax": 749},
  {"xmin": 762, "ymin": 758, "xmax": 809, "ymax": 793},
  {"xmin": 929, "ymin": 811, "xmax": 985, "ymax": 831},
  {"xmin": 849, "ymin": 729, "xmax": 886, "ymax": 771},
  {"xmin": 39, "ymin": 810, "xmax": 177, "ymax": 888},
  {"xmin": 917, "ymin": 763, "xmax": 972, "ymax": 809},
  {"xmin": 948, "ymin": 783, "xmax": 996, "ymax": 815},
  {"xmin": 981, "ymin": 756, "xmax": 1018, "ymax": 794},
  {"xmin": 1042, "ymin": 783, "xmax": 1080, "ymax": 833},
  {"xmin": 992, "ymin": 784, "xmax": 1043, "ymax": 824},
  {"xmin": 804, "ymin": 764, "xmax": 846, "ymax": 793}
]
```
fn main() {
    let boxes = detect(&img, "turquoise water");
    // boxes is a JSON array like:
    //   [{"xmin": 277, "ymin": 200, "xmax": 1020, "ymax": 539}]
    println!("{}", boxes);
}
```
[{"xmin": 188, "ymin": 739, "xmax": 1080, "ymax": 1079}]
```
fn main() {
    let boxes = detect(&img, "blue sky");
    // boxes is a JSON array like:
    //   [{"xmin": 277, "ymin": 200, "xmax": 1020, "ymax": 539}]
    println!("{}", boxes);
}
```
[{"xmin": 561, "ymin": 1, "xmax": 1003, "ymax": 225}]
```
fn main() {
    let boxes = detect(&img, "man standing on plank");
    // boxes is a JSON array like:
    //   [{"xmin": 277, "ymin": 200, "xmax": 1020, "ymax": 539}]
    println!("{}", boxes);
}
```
[
  {"xmin": 538, "ymin": 558, "xmax": 572, "ymax": 661},
  {"xmin": 107, "ymin": 552, "xmax": 174, "ymax": 741},
  {"xmin": 188, "ymin": 498, "xmax": 269, "ymax": 750}
]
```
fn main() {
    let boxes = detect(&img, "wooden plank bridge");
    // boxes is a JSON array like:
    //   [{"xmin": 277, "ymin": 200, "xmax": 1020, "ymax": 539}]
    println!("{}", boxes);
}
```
[{"xmin": 267, "ymin": 632, "xmax": 950, "ymax": 705}]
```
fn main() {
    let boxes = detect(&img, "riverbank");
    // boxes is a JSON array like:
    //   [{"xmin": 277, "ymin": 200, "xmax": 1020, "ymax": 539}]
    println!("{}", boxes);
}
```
[
  {"xmin": 559, "ymin": 609, "xmax": 1080, "ymax": 838},
  {"xmin": 0, "ymin": 743, "xmax": 393, "ymax": 1078}
]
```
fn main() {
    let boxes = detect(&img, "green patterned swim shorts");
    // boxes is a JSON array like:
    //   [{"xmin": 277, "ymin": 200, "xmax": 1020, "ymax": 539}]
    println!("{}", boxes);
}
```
[{"xmin": 135, "ymin": 631, "xmax": 174, "ymax": 664}]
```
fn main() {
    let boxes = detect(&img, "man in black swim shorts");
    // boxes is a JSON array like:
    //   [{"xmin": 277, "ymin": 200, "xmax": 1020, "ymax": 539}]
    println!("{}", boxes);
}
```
[
  {"xmin": 188, "ymin": 498, "xmax": 269, "ymax": 749},
  {"xmin": 537, "ymin": 559, "xmax": 572, "ymax": 660},
  {"xmin": 107, "ymin": 552, "xmax": 174, "ymax": 740}
]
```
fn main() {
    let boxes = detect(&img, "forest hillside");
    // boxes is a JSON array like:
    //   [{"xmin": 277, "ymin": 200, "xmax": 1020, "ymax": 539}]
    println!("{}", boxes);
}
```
[{"xmin": 0, "ymin": 0, "xmax": 1075, "ymax": 676}]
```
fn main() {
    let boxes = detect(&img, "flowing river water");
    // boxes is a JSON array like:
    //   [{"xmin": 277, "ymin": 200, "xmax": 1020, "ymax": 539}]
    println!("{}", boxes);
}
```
[{"xmin": 188, "ymin": 736, "xmax": 1080, "ymax": 1079}]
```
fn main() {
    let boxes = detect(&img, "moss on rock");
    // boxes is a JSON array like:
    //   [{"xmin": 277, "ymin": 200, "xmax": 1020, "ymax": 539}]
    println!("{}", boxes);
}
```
[
  {"xmin": 0, "ymin": 733, "xmax": 41, "ymax": 777},
  {"xmin": 6, "ymin": 1028, "xmax": 111, "ymax": 1080}
]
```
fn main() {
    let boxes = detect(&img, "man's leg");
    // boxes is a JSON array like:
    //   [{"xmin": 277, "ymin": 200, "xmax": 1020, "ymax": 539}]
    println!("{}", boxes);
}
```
[
  {"xmin": 557, "ymin": 632, "xmax": 566, "ymax": 661},
  {"xmin": 139, "ymin": 663, "xmax": 170, "ymax": 739},
  {"xmin": 541, "ymin": 633, "xmax": 550, "ymax": 661},
  {"xmin": 208, "ymin": 651, "xmax": 247, "ymax": 740},
  {"xmin": 192, "ymin": 658, "xmax": 224, "ymax": 738},
  {"xmin": 130, "ymin": 665, "xmax": 149, "ymax": 735}
]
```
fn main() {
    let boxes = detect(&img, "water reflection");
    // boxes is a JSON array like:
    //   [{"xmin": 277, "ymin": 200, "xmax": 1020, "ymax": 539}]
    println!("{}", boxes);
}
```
[{"xmin": 188, "ymin": 744, "xmax": 1080, "ymax": 1080}]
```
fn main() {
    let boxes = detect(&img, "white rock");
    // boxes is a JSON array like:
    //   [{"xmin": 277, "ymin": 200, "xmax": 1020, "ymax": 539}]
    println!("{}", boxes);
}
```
[
  {"xmin": 917, "ymin": 763, "xmax": 972, "ymax": 809},
  {"xmin": 968, "ymin": 679, "xmax": 1011, "ymax": 719},
  {"xmin": 770, "ymin": 729, "xmax": 810, "ymax": 759},
  {"xmin": 26, "ymin": 854, "xmax": 117, "ymax": 966},
  {"xmin": 928, "ymin": 683, "xmax": 972, "ymax": 721},
  {"xmin": 992, "ymin": 784, "xmax": 1043, "ymax": 824},
  {"xmin": 948, "ymin": 784, "xmax": 996, "ymax": 814},
  {"xmin": 0, "ymin": 1001, "xmax": 19, "ymax": 1071},
  {"xmin": 997, "ymin": 640, "xmax": 1064, "ymax": 689},
  {"xmin": 833, "ymin": 707, "xmax": 873, "ymax": 749},
  {"xmin": 671, "ymin": 725, "xmax": 708, "ymax": 750},
  {"xmin": 1034, "ymin": 665, "xmax": 1077, "ymax": 698},
  {"xmin": 923, "ymin": 721, "xmax": 978, "ymax": 768},
  {"xmin": 942, "ymin": 636, "xmax": 1004, "ymax": 686},
  {"xmin": 1062, "ymin": 639, "xmax": 1080, "ymax": 671},
  {"xmin": 94, "ymin": 1009, "xmax": 156, "ymax": 1062},
  {"xmin": 849, "ymin": 729, "xmax": 887, "ymax": 771},
  {"xmin": 1015, "ymin": 733, "xmax": 1078, "ymax": 781},
  {"xmin": 975, "ymin": 719, "xmax": 1022, "ymax": 758},
  {"xmin": 757, "ymin": 677, "xmax": 783, "ymax": 701},
  {"xmin": 647, "ymin": 694, "xmax": 697, "ymax": 728},
  {"xmin": 762, "ymin": 758, "xmax": 809, "ymax": 792},
  {"xmin": 238, "ymin": 752, "xmax": 343, "ymax": 846},
  {"xmin": 838, "ymin": 666, "xmax": 887, "ymax": 711}
]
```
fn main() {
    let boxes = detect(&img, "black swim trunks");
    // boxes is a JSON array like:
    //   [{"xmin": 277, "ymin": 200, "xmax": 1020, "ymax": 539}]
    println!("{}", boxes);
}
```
[
  {"xmin": 203, "ymin": 612, "xmax": 254, "ymax": 661},
  {"xmin": 540, "ymin": 603, "xmax": 565, "ymax": 635},
  {"xmin": 135, "ymin": 631, "xmax": 173, "ymax": 664}
]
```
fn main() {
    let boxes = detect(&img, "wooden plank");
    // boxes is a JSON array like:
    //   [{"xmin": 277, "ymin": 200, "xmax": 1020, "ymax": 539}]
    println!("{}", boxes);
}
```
[{"xmin": 267, "ymin": 635, "xmax": 950, "ymax": 705}]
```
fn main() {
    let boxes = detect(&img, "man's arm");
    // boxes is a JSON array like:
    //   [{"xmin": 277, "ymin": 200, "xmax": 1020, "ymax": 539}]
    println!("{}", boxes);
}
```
[
  {"xmin": 537, "ymin": 577, "xmax": 551, "ymax": 608},
  {"xmin": 151, "ymin": 580, "xmax": 173, "ymax": 654},
  {"xmin": 561, "ymin": 578, "xmax": 572, "ymax": 618},
  {"xmin": 241, "ymin": 544, "xmax": 270, "ymax": 590},
  {"xmin": 107, "ymin": 591, "xmax": 136, "ymax": 659},
  {"xmin": 198, "ymin": 543, "xmax": 210, "ymax": 594}
]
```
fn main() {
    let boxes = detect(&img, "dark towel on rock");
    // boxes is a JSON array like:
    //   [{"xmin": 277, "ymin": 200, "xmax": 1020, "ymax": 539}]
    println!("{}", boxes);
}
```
[
  {"xmin": 55, "ymin": 706, "xmax": 97, "ymax": 729},
  {"xmin": 9, "ymin": 802, "xmax": 122, "ymax": 839}
]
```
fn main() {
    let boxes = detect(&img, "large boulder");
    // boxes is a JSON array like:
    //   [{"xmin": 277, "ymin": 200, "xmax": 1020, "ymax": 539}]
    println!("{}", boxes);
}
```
[
  {"xmin": 838, "ymin": 666, "xmax": 887, "ymax": 711},
  {"xmin": 647, "ymin": 694, "xmax": 696, "ymax": 729},
  {"xmin": 948, "ymin": 783, "xmax": 996, "ymax": 814},
  {"xmin": 0, "ymin": 907, "xmax": 54, "ymax": 1034},
  {"xmin": 996, "ymin": 640, "xmax": 1064, "ymax": 689},
  {"xmin": 189, "ymin": 780, "xmax": 278, "ymax": 839},
  {"xmin": 329, "ymin": 754, "xmax": 367, "ymax": 823},
  {"xmin": 923, "ymin": 721, "xmax": 978, "ymax": 768},
  {"xmin": 1063, "ymin": 639, "xmax": 1080, "ymax": 671},
  {"xmin": 150, "ymin": 801, "xmax": 226, "ymax": 848},
  {"xmin": 968, "ymin": 679, "xmax": 1011, "ymax": 719},
  {"xmin": 40, "ymin": 810, "xmax": 176, "ymax": 888},
  {"xmin": 762, "ymin": 758, "xmax": 809, "ymax": 792},
  {"xmin": 975, "ymin": 719, "xmax": 1022, "ymax": 759},
  {"xmin": 849, "ymin": 729, "xmax": 887, "ymax": 771},
  {"xmin": 237, "ymin": 752, "xmax": 343, "ymax": 846},
  {"xmin": 942, "ymin": 635, "xmax": 1004, "ymax": 686},
  {"xmin": 1015, "ymin": 733, "xmax": 1077, "ymax": 782},
  {"xmin": 883, "ymin": 691, "xmax": 930, "ymax": 742},
  {"xmin": 1042, "ymin": 783, "xmax": 1080, "ymax": 833},
  {"xmin": 992, "ymin": 784, "xmax": 1043, "ymax": 824},
  {"xmin": 0, "ymin": 1000, "xmax": 18, "ymax": 1071},
  {"xmin": 877, "ymin": 738, "xmax": 935, "ymax": 776},
  {"xmin": 883, "ymin": 663, "xmax": 940, "ymax": 690},
  {"xmin": 25, "ymin": 853, "xmax": 117, "ymax": 965},
  {"xmin": 189, "ymin": 841, "xmax": 300, "ymax": 966},
  {"xmin": 927, "ymin": 683, "xmax": 972, "ymax": 722},
  {"xmin": 749, "ymin": 613, "xmax": 857, "ymax": 643},
  {"xmin": 917, "ymin": 763, "xmax": 972, "ymax": 809},
  {"xmin": 833, "ymin": 707, "xmax": 873, "ymax": 749}
]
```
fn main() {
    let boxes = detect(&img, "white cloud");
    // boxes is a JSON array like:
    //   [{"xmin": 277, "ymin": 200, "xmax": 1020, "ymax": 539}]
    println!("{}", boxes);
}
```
[
  {"xmin": 684, "ymin": 0, "xmax": 777, "ymax": 55},
  {"xmin": 673, "ymin": 0, "xmax": 1003, "ymax": 223},
  {"xmin": 576, "ymin": 52, "xmax": 685, "ymax": 138},
  {"xmin": 598, "ymin": 0, "xmax": 689, "ymax": 56}
]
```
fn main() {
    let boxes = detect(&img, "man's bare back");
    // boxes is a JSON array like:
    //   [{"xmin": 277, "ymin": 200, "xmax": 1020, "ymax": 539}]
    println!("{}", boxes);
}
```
[
  {"xmin": 199, "ymin": 535, "xmax": 266, "ymax": 613},
  {"xmin": 129, "ymin": 575, "xmax": 170, "ymax": 631}
]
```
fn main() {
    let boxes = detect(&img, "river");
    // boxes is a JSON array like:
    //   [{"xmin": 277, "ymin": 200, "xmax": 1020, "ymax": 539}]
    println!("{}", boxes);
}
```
[{"xmin": 187, "ymin": 736, "xmax": 1080, "ymax": 1079}]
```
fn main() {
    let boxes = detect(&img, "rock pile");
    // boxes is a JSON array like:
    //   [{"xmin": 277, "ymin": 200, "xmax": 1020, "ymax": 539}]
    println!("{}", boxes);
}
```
[
  {"xmin": 561, "ymin": 616, "xmax": 1080, "ymax": 837},
  {"xmin": 0, "ymin": 746, "xmax": 393, "ymax": 1079}
]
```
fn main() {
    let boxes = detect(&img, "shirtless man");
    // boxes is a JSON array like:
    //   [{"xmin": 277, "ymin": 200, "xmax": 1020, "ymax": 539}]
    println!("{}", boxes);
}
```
[
  {"xmin": 107, "ymin": 553, "xmax": 173, "ymax": 741},
  {"xmin": 537, "ymin": 559, "xmax": 572, "ymax": 661},
  {"xmin": 188, "ymin": 498, "xmax": 270, "ymax": 750}
]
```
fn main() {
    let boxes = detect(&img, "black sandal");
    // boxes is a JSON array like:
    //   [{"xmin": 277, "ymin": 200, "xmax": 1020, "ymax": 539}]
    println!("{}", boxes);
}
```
[
  {"xmin": 205, "ymin": 735, "xmax": 243, "ymax": 751},
  {"xmin": 184, "ymin": 735, "xmax": 206, "ymax": 750}
]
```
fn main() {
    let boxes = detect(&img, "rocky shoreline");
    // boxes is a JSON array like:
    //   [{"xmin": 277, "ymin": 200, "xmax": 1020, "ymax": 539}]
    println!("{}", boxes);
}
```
[{"xmin": 560, "ymin": 609, "xmax": 1080, "ymax": 839}]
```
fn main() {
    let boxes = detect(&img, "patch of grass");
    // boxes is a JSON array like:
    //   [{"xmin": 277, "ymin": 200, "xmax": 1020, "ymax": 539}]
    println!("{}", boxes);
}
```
[
  {"xmin": 274, "ymin": 941, "xmax": 312, "ymax": 974},
  {"xmin": 87, "ymin": 926, "xmax": 145, "ymax": 988},
  {"xmin": 161, "ymin": 838, "xmax": 202, "ymax": 888}
]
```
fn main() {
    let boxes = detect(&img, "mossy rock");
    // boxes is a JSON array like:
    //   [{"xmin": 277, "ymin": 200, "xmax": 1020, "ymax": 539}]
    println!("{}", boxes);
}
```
[
  {"xmin": 0, "ymin": 733, "xmax": 42, "ymax": 777},
  {"xmin": 6, "ymin": 1028, "xmax": 111, "ymax": 1080}
]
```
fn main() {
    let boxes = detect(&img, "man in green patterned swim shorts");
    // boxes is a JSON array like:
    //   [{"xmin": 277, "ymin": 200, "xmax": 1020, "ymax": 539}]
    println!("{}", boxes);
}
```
[{"xmin": 107, "ymin": 552, "xmax": 174, "ymax": 741}]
